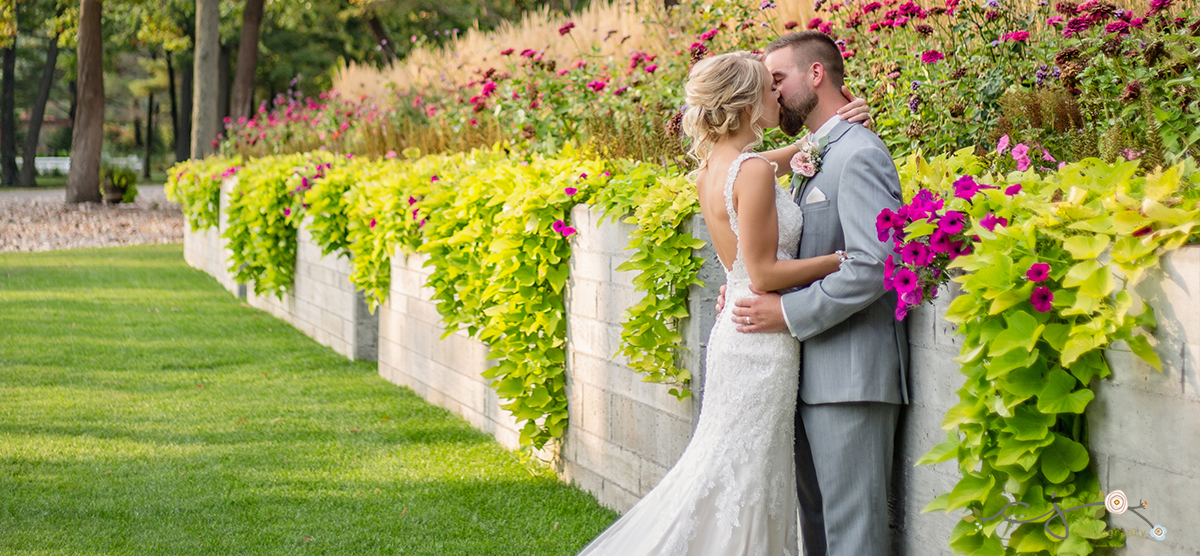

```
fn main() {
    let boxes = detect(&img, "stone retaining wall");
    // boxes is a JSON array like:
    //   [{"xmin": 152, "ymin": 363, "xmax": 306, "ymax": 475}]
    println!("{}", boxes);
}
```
[{"xmin": 182, "ymin": 177, "xmax": 1199, "ymax": 554}]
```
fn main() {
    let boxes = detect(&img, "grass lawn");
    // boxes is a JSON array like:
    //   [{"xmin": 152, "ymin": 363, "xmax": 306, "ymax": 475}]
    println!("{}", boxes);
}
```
[{"xmin": 0, "ymin": 244, "xmax": 617, "ymax": 555}]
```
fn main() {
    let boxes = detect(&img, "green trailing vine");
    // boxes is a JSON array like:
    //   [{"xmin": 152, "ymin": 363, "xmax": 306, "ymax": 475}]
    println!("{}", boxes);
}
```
[
  {"xmin": 592, "ymin": 166, "xmax": 706, "ymax": 399},
  {"xmin": 902, "ymin": 149, "xmax": 1200, "ymax": 555},
  {"xmin": 165, "ymin": 155, "xmax": 242, "ymax": 231}
]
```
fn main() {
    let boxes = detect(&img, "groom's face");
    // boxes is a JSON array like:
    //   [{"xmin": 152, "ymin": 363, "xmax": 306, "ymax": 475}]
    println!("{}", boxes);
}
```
[{"xmin": 765, "ymin": 47, "xmax": 818, "ymax": 137}]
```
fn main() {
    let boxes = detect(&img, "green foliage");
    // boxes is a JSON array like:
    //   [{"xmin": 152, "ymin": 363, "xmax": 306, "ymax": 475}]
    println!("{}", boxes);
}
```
[
  {"xmin": 906, "ymin": 149, "xmax": 1200, "ymax": 555},
  {"xmin": 165, "ymin": 156, "xmax": 242, "ymax": 230},
  {"xmin": 222, "ymin": 152, "xmax": 339, "ymax": 297},
  {"xmin": 592, "ymin": 165, "xmax": 706, "ymax": 398}
]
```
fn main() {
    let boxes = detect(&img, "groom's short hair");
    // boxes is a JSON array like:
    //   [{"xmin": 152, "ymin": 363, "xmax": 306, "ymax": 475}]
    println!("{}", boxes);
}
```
[{"xmin": 765, "ymin": 32, "xmax": 845, "ymax": 88}]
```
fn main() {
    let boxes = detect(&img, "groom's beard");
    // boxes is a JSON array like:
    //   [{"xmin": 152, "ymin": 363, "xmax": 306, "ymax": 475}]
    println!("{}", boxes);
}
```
[{"xmin": 779, "ymin": 88, "xmax": 818, "ymax": 137}]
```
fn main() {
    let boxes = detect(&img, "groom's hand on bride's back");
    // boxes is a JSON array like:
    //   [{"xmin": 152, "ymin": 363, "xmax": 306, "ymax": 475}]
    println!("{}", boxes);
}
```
[{"xmin": 731, "ymin": 287, "xmax": 787, "ymax": 334}]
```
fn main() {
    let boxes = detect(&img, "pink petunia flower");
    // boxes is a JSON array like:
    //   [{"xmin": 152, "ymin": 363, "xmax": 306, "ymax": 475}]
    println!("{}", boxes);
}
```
[
  {"xmin": 1031, "ymin": 286, "xmax": 1054, "ymax": 312},
  {"xmin": 929, "ymin": 230, "xmax": 952, "ymax": 253},
  {"xmin": 996, "ymin": 135, "xmax": 1010, "ymax": 155},
  {"xmin": 565, "ymin": 187, "xmax": 578, "ymax": 195},
  {"xmin": 1026, "ymin": 262, "xmax": 1050, "ymax": 282},
  {"xmin": 893, "ymin": 268, "xmax": 919, "ymax": 294},
  {"xmin": 939, "ymin": 211, "xmax": 966, "ymax": 234},
  {"xmin": 980, "ymin": 213, "xmax": 1008, "ymax": 231},
  {"xmin": 1005, "ymin": 184, "xmax": 1022, "ymax": 195},
  {"xmin": 561, "ymin": 226, "xmax": 577, "ymax": 237},
  {"xmin": 552, "ymin": 220, "xmax": 565, "ymax": 232},
  {"xmin": 370, "ymin": 218, "xmax": 377, "ymax": 228}
]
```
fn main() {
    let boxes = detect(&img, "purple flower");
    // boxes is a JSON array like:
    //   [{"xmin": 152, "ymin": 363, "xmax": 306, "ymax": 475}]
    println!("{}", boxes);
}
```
[
  {"xmin": 929, "ymin": 230, "xmax": 952, "ymax": 253},
  {"xmin": 370, "ymin": 218, "xmax": 377, "ymax": 228},
  {"xmin": 893, "ymin": 268, "xmax": 919, "ymax": 294},
  {"xmin": 980, "ymin": 212, "xmax": 1008, "ymax": 231},
  {"xmin": 901, "ymin": 287, "xmax": 923, "ymax": 306},
  {"xmin": 558, "ymin": 22, "xmax": 576, "ymax": 35},
  {"xmin": 760, "ymin": 0, "xmax": 778, "ymax": 8},
  {"xmin": 948, "ymin": 240, "xmax": 971, "ymax": 260},
  {"xmin": 876, "ymin": 209, "xmax": 898, "ymax": 242},
  {"xmin": 938, "ymin": 211, "xmax": 966, "ymax": 235},
  {"xmin": 1026, "ymin": 262, "xmax": 1050, "ymax": 282},
  {"xmin": 1011, "ymin": 144, "xmax": 1030, "ymax": 160},
  {"xmin": 431, "ymin": 174, "xmax": 439, "ymax": 182},
  {"xmin": 552, "ymin": 220, "xmax": 566, "ymax": 232},
  {"xmin": 921, "ymin": 50, "xmax": 945, "ymax": 64},
  {"xmin": 1005, "ymin": 184, "xmax": 1022, "ymax": 195},
  {"xmin": 284, "ymin": 207, "xmax": 292, "ymax": 217},
  {"xmin": 565, "ymin": 187, "xmax": 578, "ymax": 195},
  {"xmin": 953, "ymin": 175, "xmax": 981, "ymax": 199},
  {"xmin": 997, "ymin": 135, "xmax": 1010, "ymax": 155},
  {"xmin": 561, "ymin": 226, "xmax": 577, "ymax": 237},
  {"xmin": 1031, "ymin": 286, "xmax": 1054, "ymax": 312},
  {"xmin": 896, "ymin": 300, "xmax": 910, "ymax": 321},
  {"xmin": 901, "ymin": 242, "xmax": 930, "ymax": 266},
  {"xmin": 408, "ymin": 196, "xmax": 418, "ymax": 205},
  {"xmin": 884, "ymin": 255, "xmax": 896, "ymax": 290},
  {"xmin": 412, "ymin": 208, "xmax": 420, "ymax": 220}
]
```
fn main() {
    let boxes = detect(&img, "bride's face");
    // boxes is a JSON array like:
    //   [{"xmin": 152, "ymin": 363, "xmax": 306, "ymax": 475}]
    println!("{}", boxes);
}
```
[{"xmin": 755, "ymin": 67, "xmax": 781, "ymax": 130}]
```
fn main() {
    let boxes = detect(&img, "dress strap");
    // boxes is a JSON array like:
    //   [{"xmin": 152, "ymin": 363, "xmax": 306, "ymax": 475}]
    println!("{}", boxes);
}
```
[{"xmin": 723, "ymin": 152, "xmax": 775, "ymax": 233}]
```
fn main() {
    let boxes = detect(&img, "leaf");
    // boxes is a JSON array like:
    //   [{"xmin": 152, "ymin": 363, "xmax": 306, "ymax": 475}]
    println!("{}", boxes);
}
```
[
  {"xmin": 1062, "ymin": 235, "xmax": 1111, "ymax": 260},
  {"xmin": 988, "ymin": 311, "xmax": 1044, "ymax": 357},
  {"xmin": 1037, "ymin": 368, "xmax": 1094, "ymax": 414},
  {"xmin": 986, "ymin": 348, "xmax": 1040, "ymax": 380},
  {"xmin": 1000, "ymin": 359, "xmax": 1048, "ymax": 398},
  {"xmin": 921, "ymin": 492, "xmax": 951, "ymax": 514},
  {"xmin": 1126, "ymin": 334, "xmax": 1162, "ymax": 372},
  {"xmin": 1003, "ymin": 404, "xmax": 1055, "ymax": 441},
  {"xmin": 917, "ymin": 430, "xmax": 961, "ymax": 466},
  {"xmin": 1041, "ymin": 433, "xmax": 1090, "ymax": 484},
  {"xmin": 947, "ymin": 473, "xmax": 996, "ymax": 510}
]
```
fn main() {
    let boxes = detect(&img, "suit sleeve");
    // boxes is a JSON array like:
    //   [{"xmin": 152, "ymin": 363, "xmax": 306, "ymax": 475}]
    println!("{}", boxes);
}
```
[{"xmin": 781, "ymin": 145, "xmax": 902, "ymax": 341}]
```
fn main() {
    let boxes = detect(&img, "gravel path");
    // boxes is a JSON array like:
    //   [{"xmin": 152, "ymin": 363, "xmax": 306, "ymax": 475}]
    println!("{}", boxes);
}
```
[{"xmin": 0, "ymin": 185, "xmax": 185, "ymax": 253}]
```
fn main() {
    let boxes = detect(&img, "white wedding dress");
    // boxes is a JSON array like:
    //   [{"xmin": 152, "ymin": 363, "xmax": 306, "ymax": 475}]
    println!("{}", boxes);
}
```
[{"xmin": 578, "ymin": 152, "xmax": 804, "ymax": 556}]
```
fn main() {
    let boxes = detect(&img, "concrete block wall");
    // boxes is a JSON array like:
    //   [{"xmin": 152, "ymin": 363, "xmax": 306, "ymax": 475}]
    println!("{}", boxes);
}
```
[
  {"xmin": 377, "ymin": 251, "xmax": 529, "ymax": 450},
  {"xmin": 557, "ymin": 206, "xmax": 718, "ymax": 512},
  {"xmin": 182, "ymin": 178, "xmax": 378, "ymax": 362}
]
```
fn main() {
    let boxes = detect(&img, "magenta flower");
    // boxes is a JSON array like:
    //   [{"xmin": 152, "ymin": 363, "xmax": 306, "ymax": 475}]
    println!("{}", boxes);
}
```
[
  {"xmin": 1026, "ymin": 262, "xmax": 1050, "ymax": 282},
  {"xmin": 948, "ymin": 240, "xmax": 971, "ymax": 260},
  {"xmin": 699, "ymin": 28, "xmax": 719, "ymax": 41},
  {"xmin": 953, "ymin": 176, "xmax": 982, "ymax": 199},
  {"xmin": 579, "ymin": 173, "xmax": 588, "ymax": 179},
  {"xmin": 370, "ymin": 218, "xmax": 377, "ymax": 228},
  {"xmin": 884, "ymin": 254, "xmax": 896, "ymax": 285},
  {"xmin": 284, "ymin": 207, "xmax": 292, "ymax": 217},
  {"xmin": 385, "ymin": 150, "xmax": 398, "ymax": 159},
  {"xmin": 901, "ymin": 287, "xmax": 923, "ymax": 306},
  {"xmin": 412, "ymin": 208, "xmax": 420, "ymax": 220},
  {"xmin": 561, "ymin": 226, "xmax": 577, "ymax": 237},
  {"xmin": 1005, "ymin": 184, "xmax": 1022, "ymax": 195},
  {"xmin": 876, "ymin": 208, "xmax": 897, "ymax": 242},
  {"xmin": 895, "ymin": 300, "xmax": 910, "ymax": 321},
  {"xmin": 613, "ymin": 85, "xmax": 629, "ymax": 96},
  {"xmin": 564, "ymin": 187, "xmax": 578, "ymax": 195},
  {"xmin": 1001, "ymin": 30, "xmax": 1031, "ymax": 41},
  {"xmin": 980, "ymin": 213, "xmax": 1008, "ymax": 231},
  {"xmin": 1031, "ymin": 286, "xmax": 1054, "ymax": 312},
  {"xmin": 645, "ymin": 64, "xmax": 658, "ymax": 74},
  {"xmin": 552, "ymin": 220, "xmax": 565, "ymax": 232},
  {"xmin": 481, "ymin": 81, "xmax": 498, "ymax": 97},
  {"xmin": 501, "ymin": 48, "xmax": 515, "ymax": 55},
  {"xmin": 1048, "ymin": 15, "xmax": 1065, "ymax": 26},
  {"xmin": 1011, "ymin": 144, "xmax": 1029, "ymax": 160},
  {"xmin": 996, "ymin": 135, "xmax": 1010, "ymax": 155},
  {"xmin": 1043, "ymin": 150, "xmax": 1057, "ymax": 162},
  {"xmin": 808, "ymin": 17, "xmax": 823, "ymax": 29},
  {"xmin": 558, "ymin": 22, "xmax": 576, "ymax": 35},
  {"xmin": 430, "ymin": 175, "xmax": 439, "ymax": 182},
  {"xmin": 901, "ymin": 242, "xmax": 930, "ymax": 265},
  {"xmin": 920, "ymin": 50, "xmax": 944, "ymax": 64},
  {"xmin": 586, "ymin": 80, "xmax": 607, "ymax": 92},
  {"xmin": 929, "ymin": 230, "xmax": 952, "ymax": 253},
  {"xmin": 893, "ymin": 268, "xmax": 919, "ymax": 294},
  {"xmin": 408, "ymin": 196, "xmax": 418, "ymax": 205}
]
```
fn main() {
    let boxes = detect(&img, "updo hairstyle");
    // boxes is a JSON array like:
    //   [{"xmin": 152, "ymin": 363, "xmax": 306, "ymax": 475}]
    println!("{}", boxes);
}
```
[{"xmin": 681, "ymin": 51, "xmax": 769, "ymax": 174}]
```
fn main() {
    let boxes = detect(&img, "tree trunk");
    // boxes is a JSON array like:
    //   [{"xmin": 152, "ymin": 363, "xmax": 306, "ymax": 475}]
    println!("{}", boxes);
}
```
[
  {"xmin": 176, "ymin": 54, "xmax": 193, "ymax": 162},
  {"xmin": 230, "ymin": 0, "xmax": 264, "ymax": 122},
  {"xmin": 19, "ymin": 31, "xmax": 61, "ymax": 188},
  {"xmin": 68, "ymin": 80, "xmax": 76, "ymax": 124},
  {"xmin": 217, "ymin": 41, "xmax": 230, "ymax": 124},
  {"xmin": 364, "ymin": 15, "xmax": 396, "ymax": 63},
  {"xmin": 191, "ymin": 0, "xmax": 220, "ymax": 159},
  {"xmin": 66, "ymin": 0, "xmax": 103, "ymax": 204},
  {"xmin": 143, "ymin": 93, "xmax": 154, "ymax": 179},
  {"xmin": 1, "ymin": 10, "xmax": 18, "ymax": 187},
  {"xmin": 166, "ymin": 52, "xmax": 179, "ymax": 159}
]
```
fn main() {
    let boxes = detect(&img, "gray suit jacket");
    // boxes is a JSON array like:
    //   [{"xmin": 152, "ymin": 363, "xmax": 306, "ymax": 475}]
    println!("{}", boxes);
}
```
[{"xmin": 782, "ymin": 119, "xmax": 909, "ymax": 405}]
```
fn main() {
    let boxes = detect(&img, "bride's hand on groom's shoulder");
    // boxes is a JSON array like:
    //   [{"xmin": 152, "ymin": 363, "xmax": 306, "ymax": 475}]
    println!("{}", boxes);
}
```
[{"xmin": 837, "ymin": 86, "xmax": 873, "ymax": 130}]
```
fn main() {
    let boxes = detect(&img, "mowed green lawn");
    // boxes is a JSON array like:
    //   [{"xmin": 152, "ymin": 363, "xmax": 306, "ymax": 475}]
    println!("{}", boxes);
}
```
[{"xmin": 0, "ymin": 244, "xmax": 616, "ymax": 555}]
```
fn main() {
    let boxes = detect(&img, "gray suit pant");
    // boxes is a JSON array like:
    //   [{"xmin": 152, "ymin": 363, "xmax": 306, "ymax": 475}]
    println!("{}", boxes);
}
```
[{"xmin": 794, "ymin": 400, "xmax": 900, "ymax": 556}]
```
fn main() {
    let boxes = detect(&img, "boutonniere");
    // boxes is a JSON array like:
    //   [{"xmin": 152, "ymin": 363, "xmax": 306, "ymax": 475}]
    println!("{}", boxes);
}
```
[{"xmin": 789, "ymin": 135, "xmax": 828, "ymax": 187}]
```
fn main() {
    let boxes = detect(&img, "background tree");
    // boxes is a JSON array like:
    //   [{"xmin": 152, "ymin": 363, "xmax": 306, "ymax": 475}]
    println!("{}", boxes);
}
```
[
  {"xmin": 229, "ymin": 0, "xmax": 262, "ymax": 122},
  {"xmin": 20, "ymin": 2, "xmax": 65, "ymax": 187},
  {"xmin": 1, "ymin": 1, "xmax": 18, "ymax": 186},
  {"xmin": 65, "ymin": 0, "xmax": 100, "ymax": 203},
  {"xmin": 191, "ymin": 0, "xmax": 218, "ymax": 158}
]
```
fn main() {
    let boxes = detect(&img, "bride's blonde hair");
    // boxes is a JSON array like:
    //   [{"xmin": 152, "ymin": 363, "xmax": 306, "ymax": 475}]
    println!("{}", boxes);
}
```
[{"xmin": 681, "ymin": 51, "xmax": 769, "ymax": 176}]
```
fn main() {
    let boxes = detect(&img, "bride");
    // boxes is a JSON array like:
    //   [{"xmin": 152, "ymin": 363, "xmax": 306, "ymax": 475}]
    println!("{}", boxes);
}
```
[{"xmin": 576, "ymin": 52, "xmax": 870, "ymax": 555}]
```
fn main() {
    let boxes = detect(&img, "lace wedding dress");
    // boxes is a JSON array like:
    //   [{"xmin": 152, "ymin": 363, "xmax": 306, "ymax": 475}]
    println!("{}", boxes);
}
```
[{"xmin": 577, "ymin": 152, "xmax": 804, "ymax": 556}]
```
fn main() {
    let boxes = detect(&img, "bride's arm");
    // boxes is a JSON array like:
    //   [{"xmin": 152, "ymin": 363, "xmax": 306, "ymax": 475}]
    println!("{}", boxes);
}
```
[
  {"xmin": 759, "ymin": 86, "xmax": 873, "ymax": 178},
  {"xmin": 734, "ymin": 159, "xmax": 841, "ymax": 293}
]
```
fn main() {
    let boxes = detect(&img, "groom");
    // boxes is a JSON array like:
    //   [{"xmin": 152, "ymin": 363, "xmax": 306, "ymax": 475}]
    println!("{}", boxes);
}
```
[{"xmin": 730, "ymin": 31, "xmax": 909, "ymax": 556}]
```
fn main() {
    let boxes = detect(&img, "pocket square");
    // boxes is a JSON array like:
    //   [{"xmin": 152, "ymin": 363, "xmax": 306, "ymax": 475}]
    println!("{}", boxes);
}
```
[{"xmin": 804, "ymin": 187, "xmax": 827, "ymax": 205}]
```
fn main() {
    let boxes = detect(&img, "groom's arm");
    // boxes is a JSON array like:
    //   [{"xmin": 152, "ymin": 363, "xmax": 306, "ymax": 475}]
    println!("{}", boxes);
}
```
[{"xmin": 780, "ymin": 145, "xmax": 901, "ymax": 341}]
